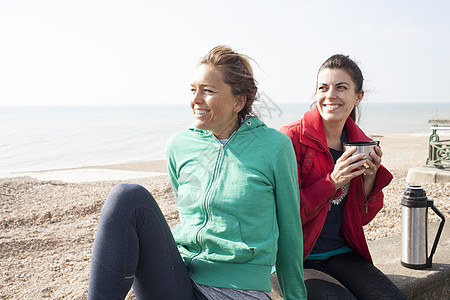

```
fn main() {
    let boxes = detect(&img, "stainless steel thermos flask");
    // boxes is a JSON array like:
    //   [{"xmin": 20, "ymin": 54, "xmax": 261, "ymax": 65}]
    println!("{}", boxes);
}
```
[{"xmin": 401, "ymin": 185, "xmax": 446, "ymax": 269}]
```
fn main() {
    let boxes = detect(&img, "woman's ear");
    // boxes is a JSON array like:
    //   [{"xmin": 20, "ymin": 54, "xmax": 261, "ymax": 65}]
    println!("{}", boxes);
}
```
[
  {"xmin": 355, "ymin": 91, "xmax": 364, "ymax": 106},
  {"xmin": 234, "ymin": 95, "xmax": 247, "ymax": 113}
]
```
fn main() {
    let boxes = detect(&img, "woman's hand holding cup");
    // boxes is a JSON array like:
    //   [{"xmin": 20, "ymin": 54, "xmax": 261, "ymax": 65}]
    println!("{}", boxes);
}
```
[
  {"xmin": 330, "ymin": 147, "xmax": 367, "ymax": 190},
  {"xmin": 363, "ymin": 146, "xmax": 382, "ymax": 178}
]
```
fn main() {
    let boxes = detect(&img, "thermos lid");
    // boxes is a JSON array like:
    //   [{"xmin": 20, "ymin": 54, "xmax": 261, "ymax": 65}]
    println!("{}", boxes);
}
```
[{"xmin": 401, "ymin": 185, "xmax": 428, "ymax": 207}]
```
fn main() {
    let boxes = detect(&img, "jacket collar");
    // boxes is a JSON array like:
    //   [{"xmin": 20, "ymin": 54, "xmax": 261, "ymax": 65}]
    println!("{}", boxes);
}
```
[
  {"xmin": 301, "ymin": 106, "xmax": 371, "ymax": 150},
  {"xmin": 189, "ymin": 117, "xmax": 265, "ymax": 137}
]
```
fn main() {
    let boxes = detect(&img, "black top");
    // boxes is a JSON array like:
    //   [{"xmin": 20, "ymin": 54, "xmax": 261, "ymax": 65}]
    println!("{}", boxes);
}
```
[{"xmin": 310, "ymin": 128, "xmax": 349, "ymax": 254}]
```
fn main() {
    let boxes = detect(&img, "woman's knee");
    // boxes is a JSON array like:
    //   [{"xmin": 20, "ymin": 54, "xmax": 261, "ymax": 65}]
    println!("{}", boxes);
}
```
[
  {"xmin": 102, "ymin": 184, "xmax": 155, "ymax": 216},
  {"xmin": 110, "ymin": 183, "xmax": 153, "ymax": 202},
  {"xmin": 304, "ymin": 268, "xmax": 356, "ymax": 299}
]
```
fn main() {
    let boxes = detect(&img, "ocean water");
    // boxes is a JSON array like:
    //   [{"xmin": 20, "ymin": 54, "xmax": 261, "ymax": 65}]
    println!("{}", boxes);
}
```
[{"xmin": 1, "ymin": 102, "xmax": 449, "ymax": 173}]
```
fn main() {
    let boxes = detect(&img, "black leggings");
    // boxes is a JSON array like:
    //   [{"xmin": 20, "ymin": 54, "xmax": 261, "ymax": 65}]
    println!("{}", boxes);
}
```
[
  {"xmin": 87, "ymin": 184, "xmax": 206, "ymax": 300},
  {"xmin": 304, "ymin": 252, "xmax": 409, "ymax": 299}
]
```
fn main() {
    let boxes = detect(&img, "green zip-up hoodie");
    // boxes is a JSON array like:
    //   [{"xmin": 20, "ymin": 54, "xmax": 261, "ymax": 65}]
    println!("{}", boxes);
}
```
[{"xmin": 166, "ymin": 117, "xmax": 306, "ymax": 299}]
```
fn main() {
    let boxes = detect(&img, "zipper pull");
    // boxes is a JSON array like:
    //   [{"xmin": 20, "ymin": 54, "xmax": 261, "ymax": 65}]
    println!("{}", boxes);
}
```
[
  {"xmin": 365, "ymin": 202, "xmax": 368, "ymax": 213},
  {"xmin": 329, "ymin": 201, "xmax": 332, "ymax": 211}
]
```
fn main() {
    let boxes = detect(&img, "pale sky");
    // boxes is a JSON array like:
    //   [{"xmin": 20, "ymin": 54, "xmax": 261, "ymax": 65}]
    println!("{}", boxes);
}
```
[{"xmin": 1, "ymin": 0, "xmax": 449, "ymax": 106}]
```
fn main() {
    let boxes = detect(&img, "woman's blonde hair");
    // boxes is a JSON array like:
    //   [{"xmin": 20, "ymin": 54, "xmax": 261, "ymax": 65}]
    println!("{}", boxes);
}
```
[{"xmin": 199, "ymin": 45, "xmax": 258, "ymax": 123}]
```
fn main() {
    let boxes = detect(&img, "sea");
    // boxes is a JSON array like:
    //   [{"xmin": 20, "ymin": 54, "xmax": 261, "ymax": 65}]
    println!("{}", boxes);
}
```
[{"xmin": 1, "ymin": 102, "xmax": 449, "ymax": 173}]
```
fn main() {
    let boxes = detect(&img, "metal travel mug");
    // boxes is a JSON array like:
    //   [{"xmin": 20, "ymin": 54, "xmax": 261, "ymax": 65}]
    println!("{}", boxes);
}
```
[{"xmin": 401, "ymin": 185, "xmax": 446, "ymax": 269}]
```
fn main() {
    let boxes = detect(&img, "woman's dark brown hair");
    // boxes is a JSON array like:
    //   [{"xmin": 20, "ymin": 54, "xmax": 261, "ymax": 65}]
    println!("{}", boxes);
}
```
[{"xmin": 316, "ymin": 54, "xmax": 364, "ymax": 122}]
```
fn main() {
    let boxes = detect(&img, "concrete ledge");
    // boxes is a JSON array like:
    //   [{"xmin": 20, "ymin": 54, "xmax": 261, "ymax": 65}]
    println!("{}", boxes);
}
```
[
  {"xmin": 270, "ymin": 222, "xmax": 449, "ymax": 299},
  {"xmin": 406, "ymin": 166, "xmax": 450, "ymax": 184},
  {"xmin": 369, "ymin": 221, "xmax": 449, "ymax": 299}
]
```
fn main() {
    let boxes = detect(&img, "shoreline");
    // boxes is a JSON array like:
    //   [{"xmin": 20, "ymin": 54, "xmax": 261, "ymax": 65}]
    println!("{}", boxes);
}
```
[
  {"xmin": 0, "ymin": 133, "xmax": 432, "ymax": 183},
  {"xmin": 0, "ymin": 160, "xmax": 168, "ymax": 183}
]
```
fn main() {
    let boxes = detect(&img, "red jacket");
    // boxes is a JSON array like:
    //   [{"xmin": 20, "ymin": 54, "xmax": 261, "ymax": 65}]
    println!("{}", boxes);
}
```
[{"xmin": 280, "ymin": 107, "xmax": 393, "ymax": 263}]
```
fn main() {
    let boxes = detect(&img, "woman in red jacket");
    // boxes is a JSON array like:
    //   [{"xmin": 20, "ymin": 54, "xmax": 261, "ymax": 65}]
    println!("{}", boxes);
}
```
[{"xmin": 280, "ymin": 54, "xmax": 408, "ymax": 299}]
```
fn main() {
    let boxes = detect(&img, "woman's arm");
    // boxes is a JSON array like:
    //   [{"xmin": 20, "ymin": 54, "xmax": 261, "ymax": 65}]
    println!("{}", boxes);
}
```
[
  {"xmin": 299, "ymin": 173, "xmax": 338, "ymax": 222},
  {"xmin": 355, "ymin": 146, "xmax": 393, "ymax": 224},
  {"xmin": 280, "ymin": 127, "xmax": 336, "ymax": 223},
  {"xmin": 361, "ymin": 146, "xmax": 382, "ymax": 197},
  {"xmin": 165, "ymin": 137, "xmax": 179, "ymax": 199},
  {"xmin": 273, "ymin": 141, "xmax": 307, "ymax": 299},
  {"xmin": 358, "ymin": 164, "xmax": 393, "ymax": 225}
]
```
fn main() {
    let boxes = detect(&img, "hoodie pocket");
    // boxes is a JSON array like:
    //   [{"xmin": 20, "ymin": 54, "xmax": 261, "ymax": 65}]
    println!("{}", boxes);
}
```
[{"xmin": 202, "ymin": 215, "xmax": 255, "ymax": 263}]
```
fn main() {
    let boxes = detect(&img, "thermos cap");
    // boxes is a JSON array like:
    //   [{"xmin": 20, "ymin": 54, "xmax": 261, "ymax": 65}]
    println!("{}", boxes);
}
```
[{"xmin": 401, "ymin": 185, "xmax": 428, "ymax": 207}]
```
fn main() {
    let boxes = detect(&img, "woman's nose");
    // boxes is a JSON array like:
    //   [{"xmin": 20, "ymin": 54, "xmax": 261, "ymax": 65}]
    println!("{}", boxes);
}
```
[
  {"xmin": 191, "ymin": 91, "xmax": 204, "ymax": 104},
  {"xmin": 326, "ymin": 87, "xmax": 337, "ymax": 99}
]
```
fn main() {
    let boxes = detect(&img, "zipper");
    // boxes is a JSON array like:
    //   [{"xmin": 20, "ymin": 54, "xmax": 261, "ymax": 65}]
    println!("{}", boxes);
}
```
[
  {"xmin": 304, "ymin": 132, "xmax": 337, "ymax": 216},
  {"xmin": 361, "ymin": 175, "xmax": 383, "ymax": 214},
  {"xmin": 189, "ymin": 133, "xmax": 232, "ymax": 274},
  {"xmin": 360, "ymin": 176, "xmax": 368, "ymax": 213}
]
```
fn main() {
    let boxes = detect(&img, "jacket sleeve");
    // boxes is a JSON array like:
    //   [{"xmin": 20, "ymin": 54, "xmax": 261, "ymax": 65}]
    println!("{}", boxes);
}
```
[
  {"xmin": 299, "ymin": 173, "xmax": 340, "ymax": 223},
  {"xmin": 280, "ymin": 126, "xmax": 338, "ymax": 224},
  {"xmin": 165, "ymin": 137, "xmax": 179, "ymax": 200},
  {"xmin": 355, "ymin": 165, "xmax": 393, "ymax": 225},
  {"xmin": 273, "ymin": 140, "xmax": 307, "ymax": 299}
]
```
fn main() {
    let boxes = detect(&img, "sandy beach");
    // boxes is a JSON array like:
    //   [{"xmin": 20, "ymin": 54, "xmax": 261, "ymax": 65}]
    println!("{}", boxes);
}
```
[{"xmin": 1, "ymin": 133, "xmax": 449, "ymax": 299}]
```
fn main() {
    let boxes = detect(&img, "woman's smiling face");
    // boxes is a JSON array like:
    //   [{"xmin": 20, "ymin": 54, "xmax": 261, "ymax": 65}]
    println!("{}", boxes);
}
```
[
  {"xmin": 316, "ymin": 68, "xmax": 363, "ymax": 125},
  {"xmin": 190, "ymin": 63, "xmax": 244, "ymax": 139}
]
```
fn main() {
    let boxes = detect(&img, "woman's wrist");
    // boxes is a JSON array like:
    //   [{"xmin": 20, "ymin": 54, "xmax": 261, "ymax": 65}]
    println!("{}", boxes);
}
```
[
  {"xmin": 363, "ymin": 174, "xmax": 376, "ymax": 196},
  {"xmin": 330, "ymin": 172, "xmax": 342, "ymax": 190}
]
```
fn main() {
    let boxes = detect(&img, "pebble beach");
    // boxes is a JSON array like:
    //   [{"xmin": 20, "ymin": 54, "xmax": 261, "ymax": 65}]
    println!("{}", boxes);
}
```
[{"xmin": 1, "ymin": 134, "xmax": 449, "ymax": 299}]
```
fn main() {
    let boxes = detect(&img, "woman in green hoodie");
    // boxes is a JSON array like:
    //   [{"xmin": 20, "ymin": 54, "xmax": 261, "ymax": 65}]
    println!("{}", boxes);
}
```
[{"xmin": 88, "ymin": 45, "xmax": 307, "ymax": 299}]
